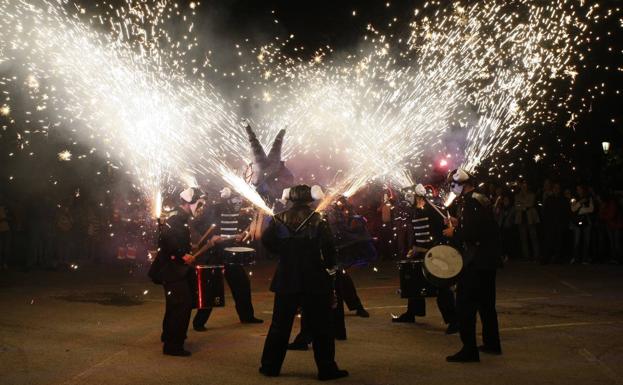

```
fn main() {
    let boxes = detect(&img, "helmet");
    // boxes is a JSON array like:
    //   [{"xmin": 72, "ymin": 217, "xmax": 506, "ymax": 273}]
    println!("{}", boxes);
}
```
[
  {"xmin": 220, "ymin": 187, "xmax": 232, "ymax": 199},
  {"xmin": 180, "ymin": 187, "xmax": 205, "ymax": 216},
  {"xmin": 281, "ymin": 184, "xmax": 325, "ymax": 204},
  {"xmin": 414, "ymin": 183, "xmax": 427, "ymax": 197},
  {"xmin": 447, "ymin": 168, "xmax": 472, "ymax": 196}
]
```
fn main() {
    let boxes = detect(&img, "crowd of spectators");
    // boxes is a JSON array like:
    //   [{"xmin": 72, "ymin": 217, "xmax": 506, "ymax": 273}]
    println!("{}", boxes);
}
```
[
  {"xmin": 0, "ymin": 176, "xmax": 621, "ymax": 272},
  {"xmin": 346, "ymin": 178, "xmax": 623, "ymax": 265},
  {"xmin": 0, "ymin": 190, "xmax": 154, "ymax": 271},
  {"xmin": 490, "ymin": 179, "xmax": 622, "ymax": 264}
]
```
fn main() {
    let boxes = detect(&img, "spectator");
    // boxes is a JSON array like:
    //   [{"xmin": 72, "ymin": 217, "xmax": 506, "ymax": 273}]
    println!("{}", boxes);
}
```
[
  {"xmin": 541, "ymin": 179, "xmax": 554, "ymax": 205},
  {"xmin": 86, "ymin": 206, "xmax": 102, "ymax": 262},
  {"xmin": 542, "ymin": 182, "xmax": 570, "ymax": 264},
  {"xmin": 29, "ymin": 198, "xmax": 55, "ymax": 269},
  {"xmin": 598, "ymin": 192, "xmax": 622, "ymax": 264},
  {"xmin": 0, "ymin": 193, "xmax": 11, "ymax": 270},
  {"xmin": 570, "ymin": 185, "xmax": 594, "ymax": 264},
  {"xmin": 494, "ymin": 192, "xmax": 516, "ymax": 260},
  {"xmin": 55, "ymin": 205, "xmax": 74, "ymax": 268},
  {"xmin": 11, "ymin": 198, "xmax": 28, "ymax": 269},
  {"xmin": 515, "ymin": 180, "xmax": 541, "ymax": 260}
]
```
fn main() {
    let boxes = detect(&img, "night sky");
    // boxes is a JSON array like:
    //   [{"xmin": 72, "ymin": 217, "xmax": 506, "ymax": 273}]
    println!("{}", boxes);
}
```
[{"xmin": 1, "ymin": 0, "xmax": 622, "ymax": 199}]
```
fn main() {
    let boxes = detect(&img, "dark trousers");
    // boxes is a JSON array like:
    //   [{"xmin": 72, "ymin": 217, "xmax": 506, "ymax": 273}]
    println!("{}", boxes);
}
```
[
  {"xmin": 193, "ymin": 264, "xmax": 255, "ymax": 326},
  {"xmin": 335, "ymin": 270, "xmax": 363, "ymax": 311},
  {"xmin": 543, "ymin": 224, "xmax": 564, "ymax": 263},
  {"xmin": 0, "ymin": 231, "xmax": 10, "ymax": 266},
  {"xmin": 456, "ymin": 268, "xmax": 501, "ymax": 352},
  {"xmin": 295, "ymin": 289, "xmax": 346, "ymax": 343},
  {"xmin": 292, "ymin": 270, "xmax": 360, "ymax": 343},
  {"xmin": 406, "ymin": 287, "xmax": 457, "ymax": 324},
  {"xmin": 162, "ymin": 279, "xmax": 193, "ymax": 349},
  {"xmin": 261, "ymin": 292, "xmax": 338, "ymax": 374}
]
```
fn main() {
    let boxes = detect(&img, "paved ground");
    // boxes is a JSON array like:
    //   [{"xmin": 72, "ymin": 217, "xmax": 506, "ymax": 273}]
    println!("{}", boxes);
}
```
[{"xmin": 1, "ymin": 259, "xmax": 622, "ymax": 385}]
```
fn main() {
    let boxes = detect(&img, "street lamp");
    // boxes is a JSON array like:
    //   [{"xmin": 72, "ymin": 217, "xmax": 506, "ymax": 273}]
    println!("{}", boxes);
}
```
[{"xmin": 602, "ymin": 141, "xmax": 611, "ymax": 154}]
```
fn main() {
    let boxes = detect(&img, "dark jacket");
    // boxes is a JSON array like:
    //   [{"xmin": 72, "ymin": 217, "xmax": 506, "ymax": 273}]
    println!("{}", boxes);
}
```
[
  {"xmin": 262, "ymin": 204, "xmax": 337, "ymax": 294},
  {"xmin": 149, "ymin": 208, "xmax": 193, "ymax": 284},
  {"xmin": 455, "ymin": 191, "xmax": 501, "ymax": 270},
  {"xmin": 409, "ymin": 202, "xmax": 445, "ymax": 251},
  {"xmin": 543, "ymin": 193, "xmax": 571, "ymax": 228}
]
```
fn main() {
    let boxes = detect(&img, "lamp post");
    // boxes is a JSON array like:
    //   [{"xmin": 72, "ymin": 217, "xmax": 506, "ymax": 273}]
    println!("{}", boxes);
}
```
[{"xmin": 602, "ymin": 141, "xmax": 611, "ymax": 154}]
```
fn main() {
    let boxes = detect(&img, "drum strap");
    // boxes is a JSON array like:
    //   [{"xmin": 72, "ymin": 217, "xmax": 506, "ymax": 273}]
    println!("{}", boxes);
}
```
[
  {"xmin": 273, "ymin": 211, "xmax": 317, "ymax": 234},
  {"xmin": 294, "ymin": 212, "xmax": 317, "ymax": 233}
]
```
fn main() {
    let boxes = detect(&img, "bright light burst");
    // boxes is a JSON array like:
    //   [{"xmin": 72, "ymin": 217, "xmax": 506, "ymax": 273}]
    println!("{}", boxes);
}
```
[
  {"xmin": 0, "ymin": 0, "xmax": 616, "ymax": 205},
  {"xmin": 219, "ymin": 166, "xmax": 274, "ymax": 215},
  {"xmin": 57, "ymin": 150, "xmax": 72, "ymax": 161}
]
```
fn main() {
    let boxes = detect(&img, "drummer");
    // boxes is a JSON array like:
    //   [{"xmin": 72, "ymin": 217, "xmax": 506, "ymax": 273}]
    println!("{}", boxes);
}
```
[
  {"xmin": 148, "ymin": 187, "xmax": 204, "ymax": 356},
  {"xmin": 287, "ymin": 194, "xmax": 372, "ymax": 350},
  {"xmin": 192, "ymin": 187, "xmax": 263, "ymax": 331},
  {"xmin": 443, "ymin": 169, "xmax": 502, "ymax": 363},
  {"xmin": 392, "ymin": 184, "xmax": 458, "ymax": 334}
]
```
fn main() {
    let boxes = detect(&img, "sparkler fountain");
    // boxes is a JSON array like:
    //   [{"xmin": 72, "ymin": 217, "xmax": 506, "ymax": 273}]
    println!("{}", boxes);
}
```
[{"xmin": 0, "ymin": 0, "xmax": 615, "ymax": 216}]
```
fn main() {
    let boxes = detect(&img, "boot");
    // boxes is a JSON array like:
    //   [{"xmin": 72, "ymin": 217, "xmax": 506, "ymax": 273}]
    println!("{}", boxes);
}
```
[
  {"xmin": 391, "ymin": 313, "xmax": 415, "ymax": 323},
  {"xmin": 446, "ymin": 348, "xmax": 479, "ymax": 363}
]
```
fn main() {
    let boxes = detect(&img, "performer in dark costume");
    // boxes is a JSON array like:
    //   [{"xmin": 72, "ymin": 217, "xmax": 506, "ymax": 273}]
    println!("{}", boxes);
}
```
[
  {"xmin": 259, "ymin": 185, "xmax": 348, "ymax": 381},
  {"xmin": 287, "ymin": 195, "xmax": 371, "ymax": 350},
  {"xmin": 325, "ymin": 196, "xmax": 372, "ymax": 318},
  {"xmin": 443, "ymin": 169, "xmax": 502, "ymax": 363},
  {"xmin": 392, "ymin": 184, "xmax": 458, "ymax": 334},
  {"xmin": 148, "ymin": 187, "xmax": 204, "ymax": 356},
  {"xmin": 192, "ymin": 187, "xmax": 262, "ymax": 330}
]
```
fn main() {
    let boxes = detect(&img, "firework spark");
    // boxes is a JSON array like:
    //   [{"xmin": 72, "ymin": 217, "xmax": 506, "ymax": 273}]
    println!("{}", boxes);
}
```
[{"xmin": 0, "ymin": 0, "xmax": 616, "ymax": 205}]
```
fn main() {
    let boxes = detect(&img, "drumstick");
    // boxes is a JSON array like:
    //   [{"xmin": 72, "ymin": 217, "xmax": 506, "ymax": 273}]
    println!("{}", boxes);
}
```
[
  {"xmin": 192, "ymin": 238, "xmax": 216, "ymax": 259},
  {"xmin": 197, "ymin": 224, "xmax": 216, "ymax": 247}
]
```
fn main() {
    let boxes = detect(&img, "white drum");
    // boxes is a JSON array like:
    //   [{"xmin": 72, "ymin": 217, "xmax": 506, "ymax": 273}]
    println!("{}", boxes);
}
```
[{"xmin": 423, "ymin": 245, "xmax": 463, "ymax": 287}]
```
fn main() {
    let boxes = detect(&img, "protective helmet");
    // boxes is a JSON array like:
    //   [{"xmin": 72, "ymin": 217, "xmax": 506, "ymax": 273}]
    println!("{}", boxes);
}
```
[
  {"xmin": 220, "ymin": 187, "xmax": 232, "ymax": 199},
  {"xmin": 414, "ymin": 183, "xmax": 427, "ymax": 197},
  {"xmin": 282, "ymin": 184, "xmax": 325, "ymax": 203},
  {"xmin": 447, "ymin": 168, "xmax": 472, "ymax": 196}
]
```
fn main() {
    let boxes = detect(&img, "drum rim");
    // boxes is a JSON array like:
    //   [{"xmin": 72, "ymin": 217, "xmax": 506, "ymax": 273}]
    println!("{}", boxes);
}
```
[
  {"xmin": 196, "ymin": 264, "xmax": 225, "ymax": 269},
  {"xmin": 224, "ymin": 246, "xmax": 256, "ymax": 253}
]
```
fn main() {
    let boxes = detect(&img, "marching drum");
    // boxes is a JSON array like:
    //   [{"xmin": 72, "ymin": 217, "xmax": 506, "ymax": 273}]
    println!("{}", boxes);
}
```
[
  {"xmin": 223, "ymin": 246, "xmax": 256, "ymax": 266},
  {"xmin": 398, "ymin": 260, "xmax": 438, "ymax": 298},
  {"xmin": 196, "ymin": 265, "xmax": 225, "ymax": 308},
  {"xmin": 423, "ymin": 245, "xmax": 463, "ymax": 288}
]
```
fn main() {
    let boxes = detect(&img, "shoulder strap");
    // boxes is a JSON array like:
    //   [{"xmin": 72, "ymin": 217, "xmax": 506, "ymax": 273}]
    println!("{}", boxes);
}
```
[
  {"xmin": 471, "ymin": 192, "xmax": 491, "ymax": 208},
  {"xmin": 273, "ymin": 211, "xmax": 318, "ymax": 235}
]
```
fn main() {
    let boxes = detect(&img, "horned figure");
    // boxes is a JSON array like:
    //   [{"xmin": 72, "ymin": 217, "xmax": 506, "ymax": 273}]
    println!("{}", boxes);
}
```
[{"xmin": 245, "ymin": 124, "xmax": 294, "ymax": 204}]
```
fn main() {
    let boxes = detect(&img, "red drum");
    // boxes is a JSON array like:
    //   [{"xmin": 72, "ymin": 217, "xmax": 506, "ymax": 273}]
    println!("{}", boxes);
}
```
[{"xmin": 196, "ymin": 265, "xmax": 225, "ymax": 308}]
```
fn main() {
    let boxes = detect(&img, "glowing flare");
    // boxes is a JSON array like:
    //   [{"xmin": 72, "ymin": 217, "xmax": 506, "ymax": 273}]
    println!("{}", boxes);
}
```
[{"xmin": 219, "ymin": 167, "xmax": 274, "ymax": 215}]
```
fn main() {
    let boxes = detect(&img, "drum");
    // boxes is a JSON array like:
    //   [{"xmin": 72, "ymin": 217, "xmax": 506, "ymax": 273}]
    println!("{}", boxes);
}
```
[
  {"xmin": 196, "ymin": 265, "xmax": 225, "ymax": 308},
  {"xmin": 398, "ymin": 260, "xmax": 437, "ymax": 298},
  {"xmin": 223, "ymin": 247, "xmax": 256, "ymax": 265},
  {"xmin": 423, "ymin": 245, "xmax": 463, "ymax": 288}
]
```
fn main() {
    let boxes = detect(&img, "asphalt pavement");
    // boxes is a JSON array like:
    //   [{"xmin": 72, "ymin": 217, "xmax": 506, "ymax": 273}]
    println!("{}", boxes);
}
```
[{"xmin": 1, "ymin": 259, "xmax": 622, "ymax": 385}]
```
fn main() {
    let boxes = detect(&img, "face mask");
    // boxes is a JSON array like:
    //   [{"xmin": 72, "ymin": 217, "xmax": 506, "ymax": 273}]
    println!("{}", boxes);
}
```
[
  {"xmin": 189, "ymin": 200, "xmax": 204, "ymax": 217},
  {"xmin": 405, "ymin": 193, "xmax": 415, "ymax": 205},
  {"xmin": 450, "ymin": 182, "xmax": 464, "ymax": 196}
]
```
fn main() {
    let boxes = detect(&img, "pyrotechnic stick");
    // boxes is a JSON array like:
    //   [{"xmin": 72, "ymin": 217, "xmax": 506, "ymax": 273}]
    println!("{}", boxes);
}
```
[{"xmin": 425, "ymin": 198, "xmax": 450, "ymax": 220}]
